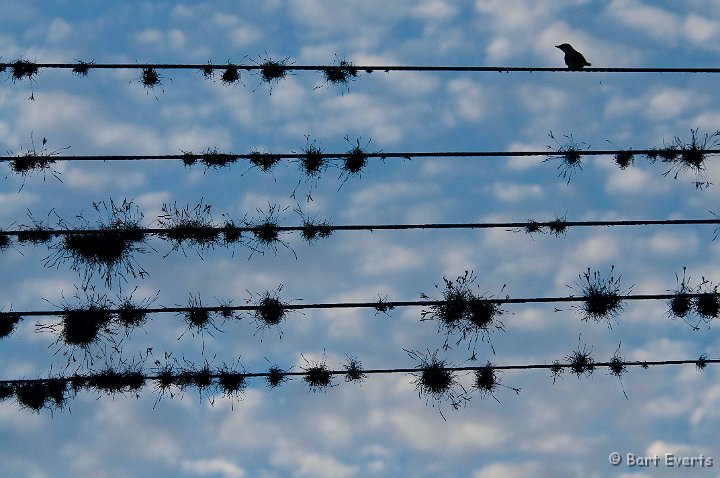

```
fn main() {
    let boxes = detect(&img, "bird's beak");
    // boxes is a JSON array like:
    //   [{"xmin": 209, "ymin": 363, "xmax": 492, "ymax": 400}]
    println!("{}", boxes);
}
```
[{"xmin": 554, "ymin": 45, "xmax": 561, "ymax": 49}]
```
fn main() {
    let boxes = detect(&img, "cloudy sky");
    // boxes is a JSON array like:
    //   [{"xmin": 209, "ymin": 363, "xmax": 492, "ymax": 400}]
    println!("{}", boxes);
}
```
[{"xmin": 2, "ymin": 0, "xmax": 720, "ymax": 476}]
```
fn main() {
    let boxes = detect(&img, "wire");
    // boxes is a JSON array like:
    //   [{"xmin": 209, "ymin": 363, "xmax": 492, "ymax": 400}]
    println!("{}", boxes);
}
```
[
  {"xmin": 1, "ymin": 356, "xmax": 714, "ymax": 386},
  {"xmin": 1, "ymin": 291, "xmax": 715, "ymax": 319},
  {"xmin": 1, "ymin": 217, "xmax": 718, "ymax": 238},
  {"xmin": 1, "ymin": 148, "xmax": 717, "ymax": 162},
  {"xmin": 3, "ymin": 62, "xmax": 720, "ymax": 74}
]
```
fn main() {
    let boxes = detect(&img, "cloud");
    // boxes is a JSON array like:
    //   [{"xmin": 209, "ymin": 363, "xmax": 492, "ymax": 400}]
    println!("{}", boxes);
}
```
[
  {"xmin": 180, "ymin": 458, "xmax": 246, "ymax": 478},
  {"xmin": 489, "ymin": 182, "xmax": 543, "ymax": 202}
]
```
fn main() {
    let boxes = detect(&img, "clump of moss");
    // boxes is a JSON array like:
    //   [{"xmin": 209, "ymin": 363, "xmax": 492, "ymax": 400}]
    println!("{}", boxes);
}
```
[
  {"xmin": 301, "ymin": 353, "xmax": 333, "ymax": 392},
  {"xmin": 199, "ymin": 148, "xmax": 240, "ymax": 169},
  {"xmin": 0, "ymin": 312, "xmax": 23, "ymax": 339},
  {"xmin": 667, "ymin": 268, "xmax": 693, "ymax": 322},
  {"xmin": 218, "ymin": 362, "xmax": 247, "ymax": 398},
  {"xmin": 15, "ymin": 382, "xmax": 49, "ymax": 411},
  {"xmin": 44, "ymin": 199, "xmax": 149, "ymax": 287},
  {"xmin": 569, "ymin": 266, "xmax": 631, "ymax": 327},
  {"xmin": 659, "ymin": 129, "xmax": 719, "ymax": 189},
  {"xmin": 87, "ymin": 367, "xmax": 146, "ymax": 395},
  {"xmin": 10, "ymin": 59, "xmax": 39, "ymax": 82},
  {"xmin": 249, "ymin": 150, "xmax": 281, "ymax": 172},
  {"xmin": 547, "ymin": 214, "xmax": 568, "ymax": 237},
  {"xmin": 342, "ymin": 356, "xmax": 366, "ymax": 382},
  {"xmin": 220, "ymin": 64, "xmax": 241, "ymax": 85},
  {"xmin": 318, "ymin": 56, "xmax": 359, "ymax": 93},
  {"xmin": 543, "ymin": 131, "xmax": 587, "ymax": 183},
  {"xmin": 566, "ymin": 341, "xmax": 596, "ymax": 378},
  {"xmin": 257, "ymin": 55, "xmax": 290, "ymax": 92},
  {"xmin": 266, "ymin": 365, "xmax": 288, "ymax": 389},
  {"xmin": 406, "ymin": 349, "xmax": 468, "ymax": 413},
  {"xmin": 72, "ymin": 60, "xmax": 94, "ymax": 77},
  {"xmin": 421, "ymin": 271, "xmax": 506, "ymax": 353},
  {"xmin": 157, "ymin": 201, "xmax": 221, "ymax": 257}
]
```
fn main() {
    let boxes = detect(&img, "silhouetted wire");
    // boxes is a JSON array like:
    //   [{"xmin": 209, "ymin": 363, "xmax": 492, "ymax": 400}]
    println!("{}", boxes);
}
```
[
  {"xmin": 2, "ymin": 291, "xmax": 717, "ymax": 320},
  {"xmin": 1, "ymin": 357, "xmax": 716, "ymax": 387},
  {"xmin": 1, "ymin": 148, "xmax": 718, "ymax": 162},
  {"xmin": 2, "ymin": 217, "xmax": 719, "ymax": 237},
  {"xmin": 4, "ymin": 62, "xmax": 720, "ymax": 73}
]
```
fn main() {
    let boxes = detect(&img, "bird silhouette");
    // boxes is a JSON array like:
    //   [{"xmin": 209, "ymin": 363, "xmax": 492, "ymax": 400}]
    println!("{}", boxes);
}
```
[{"xmin": 555, "ymin": 43, "xmax": 591, "ymax": 70}]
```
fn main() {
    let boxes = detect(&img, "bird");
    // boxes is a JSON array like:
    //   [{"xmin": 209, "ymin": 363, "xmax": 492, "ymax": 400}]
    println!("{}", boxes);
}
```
[{"xmin": 555, "ymin": 43, "xmax": 591, "ymax": 70}]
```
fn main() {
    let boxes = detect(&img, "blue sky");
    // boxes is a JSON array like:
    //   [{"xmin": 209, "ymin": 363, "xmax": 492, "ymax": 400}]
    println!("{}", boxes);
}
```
[{"xmin": 1, "ymin": 0, "xmax": 720, "ymax": 476}]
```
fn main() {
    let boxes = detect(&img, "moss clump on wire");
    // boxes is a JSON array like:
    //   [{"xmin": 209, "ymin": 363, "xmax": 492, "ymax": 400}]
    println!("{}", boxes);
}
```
[
  {"xmin": 420, "ymin": 271, "xmax": 506, "ymax": 353},
  {"xmin": 257, "ymin": 55, "xmax": 290, "ymax": 93},
  {"xmin": 666, "ymin": 268, "xmax": 694, "ymax": 324},
  {"xmin": 298, "ymin": 136, "xmax": 328, "ymax": 179},
  {"xmin": 0, "ymin": 383, "xmax": 13, "ymax": 401},
  {"xmin": 342, "ymin": 356, "xmax": 366, "ymax": 383},
  {"xmin": 178, "ymin": 294, "xmax": 221, "ymax": 338},
  {"xmin": 220, "ymin": 219, "xmax": 243, "ymax": 247},
  {"xmin": 474, "ymin": 362, "xmax": 520, "ymax": 402},
  {"xmin": 341, "ymin": 136, "xmax": 372, "ymax": 177},
  {"xmin": 301, "ymin": 353, "xmax": 333, "ymax": 392},
  {"xmin": 295, "ymin": 207, "xmax": 334, "ymax": 244},
  {"xmin": 9, "ymin": 135, "xmax": 68, "ymax": 181},
  {"xmin": 59, "ymin": 300, "xmax": 113, "ymax": 349},
  {"xmin": 547, "ymin": 215, "xmax": 568, "ymax": 237},
  {"xmin": 567, "ymin": 341, "xmax": 596, "ymax": 378},
  {"xmin": 543, "ymin": 131, "xmax": 587, "ymax": 183},
  {"xmin": 86, "ymin": 366, "xmax": 145, "ymax": 396},
  {"xmin": 321, "ymin": 57, "xmax": 359, "ymax": 91},
  {"xmin": 614, "ymin": 151, "xmax": 634, "ymax": 169},
  {"xmin": 249, "ymin": 150, "xmax": 281, "ymax": 172},
  {"xmin": 72, "ymin": 60, "xmax": 93, "ymax": 77},
  {"xmin": 157, "ymin": 201, "xmax": 221, "ymax": 257},
  {"xmin": 569, "ymin": 266, "xmax": 631, "ymax": 327},
  {"xmin": 14, "ymin": 378, "xmax": 67, "ymax": 411},
  {"xmin": 656, "ymin": 129, "xmax": 719, "ymax": 189},
  {"xmin": 406, "ymin": 349, "xmax": 468, "ymax": 414},
  {"xmin": 181, "ymin": 148, "xmax": 240, "ymax": 170},
  {"xmin": 15, "ymin": 382, "xmax": 51, "ymax": 411},
  {"xmin": 114, "ymin": 288, "xmax": 158, "ymax": 332},
  {"xmin": 246, "ymin": 203, "xmax": 295, "ymax": 257},
  {"xmin": 10, "ymin": 59, "xmax": 39, "ymax": 82},
  {"xmin": 16, "ymin": 218, "xmax": 55, "ymax": 245},
  {"xmin": 247, "ymin": 286, "xmax": 291, "ymax": 338},
  {"xmin": 218, "ymin": 362, "xmax": 247, "ymax": 399},
  {"xmin": 266, "ymin": 365, "xmax": 288, "ymax": 389},
  {"xmin": 694, "ymin": 278, "xmax": 720, "ymax": 323},
  {"xmin": 36, "ymin": 288, "xmax": 118, "ymax": 366},
  {"xmin": 137, "ymin": 67, "xmax": 164, "ymax": 92},
  {"xmin": 292, "ymin": 136, "xmax": 330, "ymax": 201},
  {"xmin": 220, "ymin": 64, "xmax": 241, "ymax": 85},
  {"xmin": 44, "ymin": 200, "xmax": 149, "ymax": 287},
  {"xmin": 0, "ymin": 312, "xmax": 23, "ymax": 339},
  {"xmin": 0, "ymin": 232, "xmax": 10, "ymax": 251},
  {"xmin": 608, "ymin": 344, "xmax": 629, "ymax": 398}
]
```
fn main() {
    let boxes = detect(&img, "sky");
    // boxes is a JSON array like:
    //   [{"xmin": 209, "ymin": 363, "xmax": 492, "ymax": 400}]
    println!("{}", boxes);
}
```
[{"xmin": 1, "ymin": 0, "xmax": 720, "ymax": 476}]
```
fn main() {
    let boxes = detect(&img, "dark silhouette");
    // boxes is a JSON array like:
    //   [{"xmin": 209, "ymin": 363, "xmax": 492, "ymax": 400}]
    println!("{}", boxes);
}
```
[{"xmin": 555, "ymin": 43, "xmax": 591, "ymax": 70}]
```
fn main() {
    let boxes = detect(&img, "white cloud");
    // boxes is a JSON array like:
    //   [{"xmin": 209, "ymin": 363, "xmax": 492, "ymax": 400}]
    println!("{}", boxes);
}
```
[
  {"xmin": 489, "ymin": 182, "xmax": 543, "ymax": 202},
  {"xmin": 473, "ymin": 462, "xmax": 545, "ymax": 478},
  {"xmin": 447, "ymin": 78, "xmax": 490, "ymax": 121},
  {"xmin": 411, "ymin": 0, "xmax": 458, "ymax": 20},
  {"xmin": 270, "ymin": 439, "xmax": 359, "ymax": 478},
  {"xmin": 180, "ymin": 458, "xmax": 246, "ymax": 478},
  {"xmin": 606, "ymin": 0, "xmax": 681, "ymax": 42}
]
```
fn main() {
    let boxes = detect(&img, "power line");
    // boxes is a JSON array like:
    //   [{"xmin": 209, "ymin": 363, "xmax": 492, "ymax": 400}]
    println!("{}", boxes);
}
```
[
  {"xmin": 2, "ymin": 148, "xmax": 718, "ymax": 162},
  {"xmin": 1, "ymin": 291, "xmax": 715, "ymax": 320},
  {"xmin": 3, "ymin": 61, "xmax": 720, "ymax": 74},
  {"xmin": 3, "ymin": 217, "xmax": 719, "ymax": 238},
  {"xmin": 0, "ymin": 354, "xmax": 714, "ymax": 412}
]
